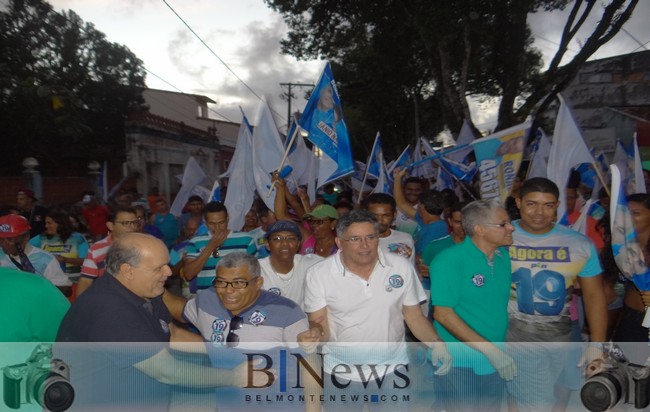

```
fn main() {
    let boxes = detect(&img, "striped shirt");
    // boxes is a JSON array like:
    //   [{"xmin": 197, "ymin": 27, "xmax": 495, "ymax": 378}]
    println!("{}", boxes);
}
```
[
  {"xmin": 185, "ymin": 231, "xmax": 257, "ymax": 292},
  {"xmin": 80, "ymin": 235, "xmax": 112, "ymax": 280}
]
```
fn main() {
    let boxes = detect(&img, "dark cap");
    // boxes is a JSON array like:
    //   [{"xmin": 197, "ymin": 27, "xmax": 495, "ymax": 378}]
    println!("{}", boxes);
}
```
[
  {"xmin": 16, "ymin": 188, "xmax": 37, "ymax": 201},
  {"xmin": 265, "ymin": 220, "xmax": 302, "ymax": 241}
]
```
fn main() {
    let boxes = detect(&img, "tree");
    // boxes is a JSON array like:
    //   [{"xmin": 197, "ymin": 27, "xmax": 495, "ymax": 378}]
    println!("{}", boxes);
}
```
[
  {"xmin": 0, "ymin": 0, "xmax": 147, "ymax": 175},
  {"xmin": 265, "ymin": 0, "xmax": 638, "ymax": 142}
]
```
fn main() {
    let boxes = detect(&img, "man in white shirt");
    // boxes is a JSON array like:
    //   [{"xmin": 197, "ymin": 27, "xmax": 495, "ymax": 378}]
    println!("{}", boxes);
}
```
[
  {"xmin": 259, "ymin": 220, "xmax": 322, "ymax": 310},
  {"xmin": 304, "ymin": 209, "xmax": 450, "ymax": 410},
  {"xmin": 362, "ymin": 192, "xmax": 415, "ymax": 265}
]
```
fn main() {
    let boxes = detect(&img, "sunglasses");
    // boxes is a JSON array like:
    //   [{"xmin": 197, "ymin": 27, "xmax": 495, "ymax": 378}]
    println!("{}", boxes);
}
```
[{"xmin": 227, "ymin": 315, "xmax": 244, "ymax": 347}]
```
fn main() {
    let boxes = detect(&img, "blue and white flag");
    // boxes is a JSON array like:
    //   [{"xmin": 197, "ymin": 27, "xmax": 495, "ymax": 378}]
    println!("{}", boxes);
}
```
[
  {"xmin": 366, "ymin": 133, "xmax": 383, "ymax": 179},
  {"xmin": 285, "ymin": 120, "xmax": 317, "ymax": 187},
  {"xmin": 223, "ymin": 112, "xmax": 256, "ymax": 230},
  {"xmin": 209, "ymin": 180, "xmax": 221, "ymax": 203},
  {"xmin": 372, "ymin": 153, "xmax": 391, "ymax": 195},
  {"xmin": 436, "ymin": 157, "xmax": 477, "ymax": 183},
  {"xmin": 610, "ymin": 164, "xmax": 650, "ymax": 335},
  {"xmin": 410, "ymin": 137, "xmax": 436, "ymax": 178},
  {"xmin": 435, "ymin": 166, "xmax": 455, "ymax": 191},
  {"xmin": 298, "ymin": 62, "xmax": 354, "ymax": 186},
  {"xmin": 387, "ymin": 145, "xmax": 411, "ymax": 174},
  {"xmin": 447, "ymin": 119, "xmax": 476, "ymax": 163}
]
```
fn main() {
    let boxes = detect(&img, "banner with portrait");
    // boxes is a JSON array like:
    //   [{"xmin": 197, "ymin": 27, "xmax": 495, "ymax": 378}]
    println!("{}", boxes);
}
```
[{"xmin": 472, "ymin": 122, "xmax": 531, "ymax": 203}]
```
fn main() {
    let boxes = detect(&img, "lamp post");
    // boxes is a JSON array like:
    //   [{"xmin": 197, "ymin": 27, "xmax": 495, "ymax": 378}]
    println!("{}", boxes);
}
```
[
  {"xmin": 22, "ymin": 157, "xmax": 42, "ymax": 200},
  {"xmin": 88, "ymin": 160, "xmax": 101, "ymax": 198}
]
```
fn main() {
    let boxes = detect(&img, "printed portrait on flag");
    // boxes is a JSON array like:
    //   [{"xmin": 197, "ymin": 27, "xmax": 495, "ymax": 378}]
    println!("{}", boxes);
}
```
[
  {"xmin": 299, "ymin": 63, "xmax": 354, "ymax": 186},
  {"xmin": 473, "ymin": 122, "xmax": 531, "ymax": 203},
  {"xmin": 611, "ymin": 165, "xmax": 649, "ymax": 282}
]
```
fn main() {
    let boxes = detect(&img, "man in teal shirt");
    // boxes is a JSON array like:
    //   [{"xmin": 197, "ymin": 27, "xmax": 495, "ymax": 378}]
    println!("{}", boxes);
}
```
[
  {"xmin": 430, "ymin": 199, "xmax": 515, "ymax": 412},
  {"xmin": 0, "ymin": 267, "xmax": 69, "ymax": 342}
]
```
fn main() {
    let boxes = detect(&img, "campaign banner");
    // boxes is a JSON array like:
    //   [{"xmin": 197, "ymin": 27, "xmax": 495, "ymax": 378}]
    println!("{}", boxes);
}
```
[
  {"xmin": 1, "ymin": 342, "xmax": 646, "ymax": 412},
  {"xmin": 472, "ymin": 122, "xmax": 531, "ymax": 203}
]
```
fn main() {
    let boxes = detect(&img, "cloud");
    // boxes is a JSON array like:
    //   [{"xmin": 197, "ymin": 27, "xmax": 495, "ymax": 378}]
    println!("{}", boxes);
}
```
[
  {"xmin": 528, "ymin": 1, "xmax": 650, "ymax": 67},
  {"xmin": 181, "ymin": 15, "xmax": 321, "ymax": 130}
]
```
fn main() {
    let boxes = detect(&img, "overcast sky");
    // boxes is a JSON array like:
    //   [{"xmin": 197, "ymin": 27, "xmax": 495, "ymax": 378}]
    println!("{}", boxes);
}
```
[{"xmin": 18, "ymin": 1, "xmax": 650, "ymax": 135}]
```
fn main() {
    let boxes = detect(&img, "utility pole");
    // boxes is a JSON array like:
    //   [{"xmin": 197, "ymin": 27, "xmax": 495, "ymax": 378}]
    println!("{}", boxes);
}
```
[{"xmin": 280, "ymin": 82, "xmax": 314, "ymax": 133}]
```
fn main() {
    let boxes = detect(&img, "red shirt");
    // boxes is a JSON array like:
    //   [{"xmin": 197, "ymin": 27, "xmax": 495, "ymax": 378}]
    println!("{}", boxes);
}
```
[{"xmin": 82, "ymin": 204, "xmax": 110, "ymax": 238}]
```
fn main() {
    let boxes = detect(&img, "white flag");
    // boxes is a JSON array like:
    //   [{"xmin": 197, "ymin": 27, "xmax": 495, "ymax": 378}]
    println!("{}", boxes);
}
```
[
  {"xmin": 527, "ymin": 130, "xmax": 551, "ymax": 179},
  {"xmin": 547, "ymin": 94, "xmax": 597, "ymax": 221},
  {"xmin": 251, "ymin": 98, "xmax": 286, "ymax": 210},
  {"xmin": 170, "ymin": 157, "xmax": 209, "ymax": 217}
]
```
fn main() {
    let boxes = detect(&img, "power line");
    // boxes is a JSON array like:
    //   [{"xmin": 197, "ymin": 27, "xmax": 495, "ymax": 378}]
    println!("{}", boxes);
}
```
[
  {"xmin": 160, "ymin": 0, "xmax": 287, "ymax": 125},
  {"xmin": 533, "ymin": 33, "xmax": 579, "ymax": 54}
]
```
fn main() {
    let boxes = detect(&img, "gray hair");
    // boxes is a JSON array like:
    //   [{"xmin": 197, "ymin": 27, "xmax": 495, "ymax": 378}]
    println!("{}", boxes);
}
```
[
  {"xmin": 461, "ymin": 199, "xmax": 505, "ymax": 236},
  {"xmin": 335, "ymin": 209, "xmax": 380, "ymax": 238},
  {"xmin": 105, "ymin": 239, "xmax": 143, "ymax": 275},
  {"xmin": 216, "ymin": 252, "xmax": 260, "ymax": 278}
]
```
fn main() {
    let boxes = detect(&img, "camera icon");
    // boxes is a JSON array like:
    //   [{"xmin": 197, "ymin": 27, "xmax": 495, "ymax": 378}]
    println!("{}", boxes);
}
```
[
  {"xmin": 3, "ymin": 343, "xmax": 74, "ymax": 411},
  {"xmin": 581, "ymin": 343, "xmax": 650, "ymax": 411}
]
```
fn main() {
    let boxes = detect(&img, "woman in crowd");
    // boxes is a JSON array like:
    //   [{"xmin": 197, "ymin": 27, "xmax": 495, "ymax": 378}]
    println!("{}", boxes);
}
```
[
  {"xmin": 30, "ymin": 210, "xmax": 89, "ymax": 275},
  {"xmin": 272, "ymin": 175, "xmax": 339, "ymax": 258}
]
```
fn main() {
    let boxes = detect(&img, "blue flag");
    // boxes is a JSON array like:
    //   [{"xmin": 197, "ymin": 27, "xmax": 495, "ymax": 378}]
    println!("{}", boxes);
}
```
[
  {"xmin": 437, "ymin": 157, "xmax": 477, "ymax": 183},
  {"xmin": 391, "ymin": 145, "xmax": 412, "ymax": 172},
  {"xmin": 298, "ymin": 62, "xmax": 354, "ymax": 186},
  {"xmin": 366, "ymin": 133, "xmax": 383, "ymax": 179}
]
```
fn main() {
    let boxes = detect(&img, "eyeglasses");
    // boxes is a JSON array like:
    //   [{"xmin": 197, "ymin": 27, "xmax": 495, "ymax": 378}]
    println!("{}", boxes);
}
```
[
  {"xmin": 341, "ymin": 234, "xmax": 379, "ymax": 244},
  {"xmin": 213, "ymin": 277, "xmax": 259, "ymax": 289},
  {"xmin": 115, "ymin": 220, "xmax": 140, "ymax": 228},
  {"xmin": 269, "ymin": 235, "xmax": 299, "ymax": 243},
  {"xmin": 227, "ymin": 315, "xmax": 243, "ymax": 347},
  {"xmin": 482, "ymin": 222, "xmax": 513, "ymax": 229}
]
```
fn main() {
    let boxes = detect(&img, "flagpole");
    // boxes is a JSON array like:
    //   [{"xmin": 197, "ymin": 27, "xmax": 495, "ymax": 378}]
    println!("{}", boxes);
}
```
[
  {"xmin": 406, "ymin": 144, "xmax": 470, "ymax": 171},
  {"xmin": 593, "ymin": 159, "xmax": 610, "ymax": 197},
  {"xmin": 357, "ymin": 132, "xmax": 380, "ymax": 205},
  {"xmin": 266, "ymin": 123, "xmax": 301, "ymax": 197},
  {"xmin": 524, "ymin": 132, "xmax": 541, "ymax": 180}
]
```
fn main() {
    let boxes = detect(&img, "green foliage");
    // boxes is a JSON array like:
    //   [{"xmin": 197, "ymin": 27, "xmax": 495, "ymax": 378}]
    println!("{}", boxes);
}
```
[
  {"xmin": 0, "ymin": 0, "xmax": 146, "ymax": 175},
  {"xmin": 266, "ymin": 0, "xmax": 636, "ymax": 148}
]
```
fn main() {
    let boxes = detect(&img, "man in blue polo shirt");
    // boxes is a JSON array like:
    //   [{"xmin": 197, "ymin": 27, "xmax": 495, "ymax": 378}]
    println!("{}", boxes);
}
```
[
  {"xmin": 56, "ymin": 233, "xmax": 262, "ymax": 411},
  {"xmin": 431, "ymin": 199, "xmax": 516, "ymax": 412}
]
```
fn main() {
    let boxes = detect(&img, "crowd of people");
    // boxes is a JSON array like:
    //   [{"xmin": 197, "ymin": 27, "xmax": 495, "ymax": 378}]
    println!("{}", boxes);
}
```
[{"xmin": 1, "ymin": 166, "xmax": 649, "ymax": 411}]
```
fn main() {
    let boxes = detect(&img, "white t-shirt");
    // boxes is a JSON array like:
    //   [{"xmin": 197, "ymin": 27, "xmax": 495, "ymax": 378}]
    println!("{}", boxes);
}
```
[
  {"xmin": 304, "ymin": 249, "xmax": 426, "ymax": 380},
  {"xmin": 259, "ymin": 254, "xmax": 323, "ymax": 310},
  {"xmin": 378, "ymin": 229, "xmax": 415, "ymax": 265}
]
